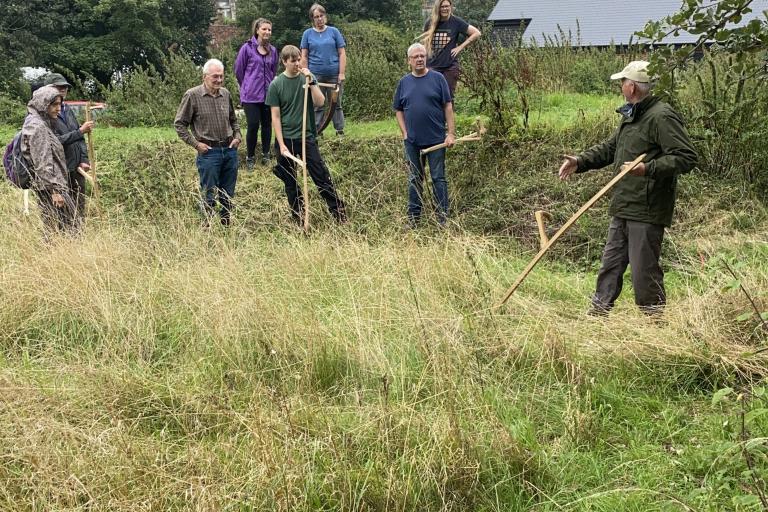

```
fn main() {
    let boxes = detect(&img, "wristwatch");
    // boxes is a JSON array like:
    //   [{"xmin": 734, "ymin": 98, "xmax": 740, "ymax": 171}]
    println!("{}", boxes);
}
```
[{"xmin": 309, "ymin": 78, "xmax": 318, "ymax": 86}]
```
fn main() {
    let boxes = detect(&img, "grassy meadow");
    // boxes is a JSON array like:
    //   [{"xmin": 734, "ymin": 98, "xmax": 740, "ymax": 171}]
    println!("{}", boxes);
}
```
[{"xmin": 0, "ymin": 92, "xmax": 767, "ymax": 511}]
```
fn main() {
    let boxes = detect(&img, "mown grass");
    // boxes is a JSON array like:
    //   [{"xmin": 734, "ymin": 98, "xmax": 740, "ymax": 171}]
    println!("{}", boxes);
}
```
[{"xmin": 0, "ymin": 95, "xmax": 766, "ymax": 510}]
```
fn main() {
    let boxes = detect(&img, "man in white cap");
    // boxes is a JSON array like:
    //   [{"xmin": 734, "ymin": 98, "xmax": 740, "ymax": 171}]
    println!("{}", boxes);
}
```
[{"xmin": 558, "ymin": 61, "xmax": 697, "ymax": 316}]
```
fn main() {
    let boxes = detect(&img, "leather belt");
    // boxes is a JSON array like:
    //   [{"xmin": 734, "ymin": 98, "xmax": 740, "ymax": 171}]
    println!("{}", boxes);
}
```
[{"xmin": 199, "ymin": 137, "xmax": 233, "ymax": 147}]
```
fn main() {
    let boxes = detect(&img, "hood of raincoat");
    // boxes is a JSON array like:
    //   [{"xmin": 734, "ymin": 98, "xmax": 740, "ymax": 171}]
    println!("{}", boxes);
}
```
[{"xmin": 27, "ymin": 85, "xmax": 62, "ymax": 122}]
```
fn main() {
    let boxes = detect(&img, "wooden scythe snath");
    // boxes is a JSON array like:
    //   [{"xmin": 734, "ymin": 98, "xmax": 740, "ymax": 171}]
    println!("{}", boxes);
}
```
[
  {"xmin": 316, "ymin": 82, "xmax": 340, "ymax": 135},
  {"xmin": 301, "ymin": 75, "xmax": 311, "ymax": 231},
  {"xmin": 495, "ymin": 153, "xmax": 647, "ymax": 308},
  {"xmin": 84, "ymin": 101, "xmax": 99, "ymax": 200},
  {"xmin": 420, "ymin": 118, "xmax": 487, "ymax": 156}
]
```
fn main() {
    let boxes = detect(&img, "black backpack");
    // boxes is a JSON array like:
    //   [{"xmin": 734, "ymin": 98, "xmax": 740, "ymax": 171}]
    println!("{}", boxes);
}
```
[{"xmin": 3, "ymin": 132, "xmax": 34, "ymax": 189}]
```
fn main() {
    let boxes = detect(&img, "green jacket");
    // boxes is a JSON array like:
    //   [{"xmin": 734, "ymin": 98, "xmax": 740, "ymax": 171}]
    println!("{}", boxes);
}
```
[{"xmin": 576, "ymin": 95, "xmax": 697, "ymax": 227}]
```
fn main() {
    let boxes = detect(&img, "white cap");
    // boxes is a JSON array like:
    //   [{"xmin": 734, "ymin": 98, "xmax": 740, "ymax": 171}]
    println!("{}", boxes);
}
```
[{"xmin": 610, "ymin": 61, "xmax": 650, "ymax": 83}]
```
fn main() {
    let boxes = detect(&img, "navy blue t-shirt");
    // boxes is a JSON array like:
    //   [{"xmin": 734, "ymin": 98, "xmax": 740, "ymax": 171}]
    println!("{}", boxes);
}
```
[
  {"xmin": 424, "ymin": 16, "xmax": 470, "ymax": 70},
  {"xmin": 392, "ymin": 70, "xmax": 452, "ymax": 147}
]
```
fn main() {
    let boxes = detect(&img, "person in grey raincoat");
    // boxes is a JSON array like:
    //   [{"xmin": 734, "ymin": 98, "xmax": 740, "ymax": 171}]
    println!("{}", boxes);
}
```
[{"xmin": 20, "ymin": 85, "xmax": 76, "ymax": 236}]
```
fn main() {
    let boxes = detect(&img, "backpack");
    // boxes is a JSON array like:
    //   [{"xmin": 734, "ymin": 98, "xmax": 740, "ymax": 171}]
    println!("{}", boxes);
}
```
[{"xmin": 3, "ymin": 132, "xmax": 33, "ymax": 189}]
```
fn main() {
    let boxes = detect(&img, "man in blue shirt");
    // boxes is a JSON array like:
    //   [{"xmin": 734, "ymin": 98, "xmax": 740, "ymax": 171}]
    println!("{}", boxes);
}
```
[{"xmin": 393, "ymin": 42, "xmax": 455, "ymax": 227}]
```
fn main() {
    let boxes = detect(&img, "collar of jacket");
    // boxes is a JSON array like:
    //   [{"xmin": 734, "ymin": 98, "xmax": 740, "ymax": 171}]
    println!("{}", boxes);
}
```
[
  {"xmin": 249, "ymin": 37, "xmax": 272, "ymax": 51},
  {"xmin": 616, "ymin": 95, "xmax": 659, "ymax": 122}
]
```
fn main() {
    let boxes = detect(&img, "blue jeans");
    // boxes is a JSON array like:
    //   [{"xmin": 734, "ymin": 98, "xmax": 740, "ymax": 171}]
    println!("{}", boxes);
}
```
[
  {"xmin": 195, "ymin": 146, "xmax": 238, "ymax": 225},
  {"xmin": 404, "ymin": 140, "xmax": 448, "ymax": 224}
]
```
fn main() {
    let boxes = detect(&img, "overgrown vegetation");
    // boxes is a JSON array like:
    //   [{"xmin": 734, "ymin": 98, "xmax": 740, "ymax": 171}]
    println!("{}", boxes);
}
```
[
  {"xmin": 0, "ymin": 127, "xmax": 765, "ymax": 507},
  {"xmin": 1, "ymin": 2, "xmax": 767, "ymax": 509}
]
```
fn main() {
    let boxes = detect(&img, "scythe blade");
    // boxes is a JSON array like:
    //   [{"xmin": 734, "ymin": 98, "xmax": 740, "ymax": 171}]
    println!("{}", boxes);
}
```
[{"xmin": 317, "ymin": 85, "xmax": 339, "ymax": 135}]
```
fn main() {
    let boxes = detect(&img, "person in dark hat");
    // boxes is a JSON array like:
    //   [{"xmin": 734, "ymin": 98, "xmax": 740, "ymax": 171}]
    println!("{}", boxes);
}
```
[{"xmin": 44, "ymin": 72, "xmax": 94, "ymax": 231}]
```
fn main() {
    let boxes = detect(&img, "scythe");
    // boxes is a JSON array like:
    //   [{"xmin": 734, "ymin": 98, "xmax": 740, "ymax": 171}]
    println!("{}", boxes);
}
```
[{"xmin": 316, "ymin": 82, "xmax": 340, "ymax": 135}]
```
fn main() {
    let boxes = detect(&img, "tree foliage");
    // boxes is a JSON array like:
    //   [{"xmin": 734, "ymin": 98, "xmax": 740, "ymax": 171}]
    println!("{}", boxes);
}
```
[
  {"xmin": 453, "ymin": 0, "xmax": 497, "ymax": 26},
  {"xmin": 638, "ymin": 0, "xmax": 768, "ymax": 195},
  {"xmin": 2, "ymin": 0, "xmax": 215, "ymax": 86},
  {"xmin": 637, "ymin": 0, "xmax": 768, "ymax": 98},
  {"xmin": 235, "ymin": 0, "xmax": 421, "ymax": 48}
]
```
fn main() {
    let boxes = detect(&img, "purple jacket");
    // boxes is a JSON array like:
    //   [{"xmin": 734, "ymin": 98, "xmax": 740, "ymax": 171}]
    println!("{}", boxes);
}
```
[{"xmin": 234, "ymin": 38, "xmax": 278, "ymax": 104}]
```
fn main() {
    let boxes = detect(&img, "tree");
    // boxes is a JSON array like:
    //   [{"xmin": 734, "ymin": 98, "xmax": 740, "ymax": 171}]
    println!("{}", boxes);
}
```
[
  {"xmin": 235, "ymin": 0, "xmax": 420, "ymax": 48},
  {"xmin": 5, "ymin": 0, "xmax": 215, "ymax": 86},
  {"xmin": 637, "ymin": 0, "xmax": 768, "ymax": 194},
  {"xmin": 636, "ymin": 0, "xmax": 768, "ymax": 98},
  {"xmin": 454, "ymin": 0, "xmax": 497, "ymax": 26}
]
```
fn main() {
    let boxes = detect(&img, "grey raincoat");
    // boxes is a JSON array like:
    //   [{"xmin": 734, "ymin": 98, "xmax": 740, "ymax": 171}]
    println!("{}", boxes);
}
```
[{"xmin": 21, "ymin": 86, "xmax": 69, "ymax": 192}]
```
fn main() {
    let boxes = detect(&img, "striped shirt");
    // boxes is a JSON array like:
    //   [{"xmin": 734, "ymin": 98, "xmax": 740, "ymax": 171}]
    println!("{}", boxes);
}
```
[{"xmin": 174, "ymin": 84, "xmax": 242, "ymax": 147}]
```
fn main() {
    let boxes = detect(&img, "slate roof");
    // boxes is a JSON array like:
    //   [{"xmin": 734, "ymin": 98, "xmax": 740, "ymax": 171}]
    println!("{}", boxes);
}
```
[{"xmin": 488, "ymin": 0, "xmax": 768, "ymax": 46}]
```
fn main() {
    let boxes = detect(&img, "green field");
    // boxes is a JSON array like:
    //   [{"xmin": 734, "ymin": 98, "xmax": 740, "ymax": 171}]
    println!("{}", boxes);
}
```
[{"xmin": 0, "ymin": 92, "xmax": 766, "ymax": 511}]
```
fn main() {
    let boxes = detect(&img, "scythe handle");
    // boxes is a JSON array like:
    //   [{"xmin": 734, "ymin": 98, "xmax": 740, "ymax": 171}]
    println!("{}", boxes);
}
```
[
  {"xmin": 535, "ymin": 210, "xmax": 553, "ymax": 249},
  {"xmin": 420, "ymin": 132, "xmax": 481, "ymax": 156},
  {"xmin": 281, "ymin": 150, "xmax": 305, "ymax": 168},
  {"xmin": 496, "ymin": 153, "xmax": 647, "ymax": 307}
]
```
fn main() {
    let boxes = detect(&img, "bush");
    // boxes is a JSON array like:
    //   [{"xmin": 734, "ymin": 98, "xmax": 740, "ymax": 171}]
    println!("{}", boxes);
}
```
[
  {"xmin": 104, "ymin": 51, "xmax": 240, "ymax": 128},
  {"xmin": 566, "ymin": 52, "xmax": 621, "ymax": 95},
  {"xmin": 0, "ymin": 93, "xmax": 28, "ymax": 128},
  {"xmin": 676, "ymin": 50, "xmax": 768, "ymax": 200},
  {"xmin": 337, "ymin": 20, "xmax": 410, "ymax": 120}
]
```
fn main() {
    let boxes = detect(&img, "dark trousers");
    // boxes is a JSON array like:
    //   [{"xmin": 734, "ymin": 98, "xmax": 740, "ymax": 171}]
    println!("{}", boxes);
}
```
[
  {"xmin": 195, "ymin": 147, "xmax": 238, "ymax": 225},
  {"xmin": 35, "ymin": 189, "xmax": 77, "ymax": 237},
  {"xmin": 243, "ymin": 102, "xmax": 271, "ymax": 158},
  {"xmin": 404, "ymin": 140, "xmax": 448, "ymax": 224},
  {"xmin": 434, "ymin": 64, "xmax": 460, "ymax": 99},
  {"xmin": 273, "ymin": 138, "xmax": 346, "ymax": 222},
  {"xmin": 68, "ymin": 169, "xmax": 86, "ymax": 231},
  {"xmin": 592, "ymin": 217, "xmax": 666, "ymax": 314}
]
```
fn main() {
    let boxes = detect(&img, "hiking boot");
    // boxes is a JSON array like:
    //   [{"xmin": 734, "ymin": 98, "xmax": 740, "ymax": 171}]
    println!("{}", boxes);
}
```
[
  {"xmin": 261, "ymin": 153, "xmax": 271, "ymax": 166},
  {"xmin": 586, "ymin": 306, "xmax": 610, "ymax": 318},
  {"xmin": 336, "ymin": 130, "xmax": 344, "ymax": 137},
  {"xmin": 245, "ymin": 157, "xmax": 255, "ymax": 171}
]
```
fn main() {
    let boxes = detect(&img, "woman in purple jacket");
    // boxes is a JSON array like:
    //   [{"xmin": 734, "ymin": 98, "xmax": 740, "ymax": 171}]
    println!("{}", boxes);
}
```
[{"xmin": 235, "ymin": 18, "xmax": 278, "ymax": 169}]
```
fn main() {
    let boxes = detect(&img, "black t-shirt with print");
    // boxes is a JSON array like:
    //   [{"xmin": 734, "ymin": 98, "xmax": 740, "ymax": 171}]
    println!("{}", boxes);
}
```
[{"xmin": 424, "ymin": 16, "xmax": 470, "ymax": 70}]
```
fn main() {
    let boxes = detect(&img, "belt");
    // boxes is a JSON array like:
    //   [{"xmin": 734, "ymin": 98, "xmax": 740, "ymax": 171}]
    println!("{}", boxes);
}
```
[{"xmin": 199, "ymin": 137, "xmax": 233, "ymax": 147}]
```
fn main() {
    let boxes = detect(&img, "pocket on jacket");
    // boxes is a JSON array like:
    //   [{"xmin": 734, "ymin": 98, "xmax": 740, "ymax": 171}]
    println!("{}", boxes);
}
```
[{"xmin": 645, "ymin": 176, "xmax": 656, "ymax": 209}]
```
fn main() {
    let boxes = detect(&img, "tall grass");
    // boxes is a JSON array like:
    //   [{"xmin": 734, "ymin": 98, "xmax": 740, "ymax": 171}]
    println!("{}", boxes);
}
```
[
  {"xmin": 0, "ymin": 208, "xmax": 765, "ymax": 510},
  {"xmin": 0, "ymin": 118, "xmax": 766, "ymax": 509}
]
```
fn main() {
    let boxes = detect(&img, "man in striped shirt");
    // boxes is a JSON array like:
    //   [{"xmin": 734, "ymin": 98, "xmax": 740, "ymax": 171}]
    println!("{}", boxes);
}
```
[{"xmin": 175, "ymin": 59, "xmax": 242, "ymax": 226}]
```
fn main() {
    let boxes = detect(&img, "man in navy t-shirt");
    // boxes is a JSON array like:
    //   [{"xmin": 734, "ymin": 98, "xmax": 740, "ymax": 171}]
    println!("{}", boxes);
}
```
[{"xmin": 393, "ymin": 42, "xmax": 456, "ymax": 227}]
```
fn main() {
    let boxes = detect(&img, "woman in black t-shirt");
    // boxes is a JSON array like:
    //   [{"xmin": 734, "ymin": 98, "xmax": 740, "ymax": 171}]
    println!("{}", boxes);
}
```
[{"xmin": 420, "ymin": 0, "xmax": 482, "ymax": 98}]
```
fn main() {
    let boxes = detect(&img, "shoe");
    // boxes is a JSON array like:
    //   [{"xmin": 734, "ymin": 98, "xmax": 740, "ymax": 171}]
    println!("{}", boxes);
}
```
[
  {"xmin": 334, "ymin": 207, "xmax": 348, "ymax": 224},
  {"xmin": 261, "ymin": 153, "xmax": 271, "ymax": 166},
  {"xmin": 245, "ymin": 157, "xmax": 254, "ymax": 171},
  {"xmin": 336, "ymin": 130, "xmax": 344, "ymax": 137},
  {"xmin": 586, "ymin": 306, "xmax": 609, "ymax": 318}
]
